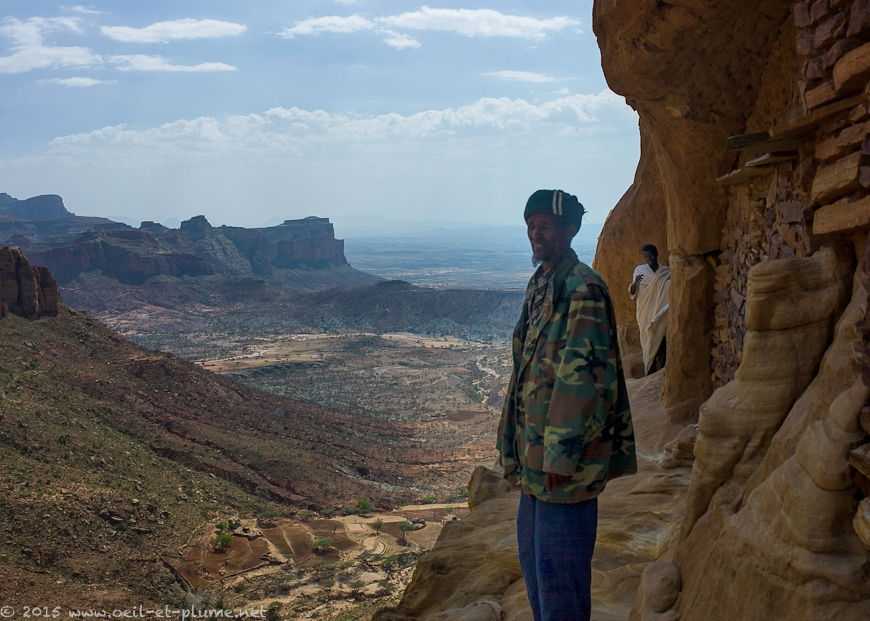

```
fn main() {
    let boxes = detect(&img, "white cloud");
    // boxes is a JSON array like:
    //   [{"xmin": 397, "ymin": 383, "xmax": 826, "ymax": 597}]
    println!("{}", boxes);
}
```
[
  {"xmin": 41, "ymin": 76, "xmax": 114, "ymax": 87},
  {"xmin": 109, "ymin": 55, "xmax": 237, "ymax": 73},
  {"xmin": 101, "ymin": 19, "xmax": 247, "ymax": 43},
  {"xmin": 45, "ymin": 90, "xmax": 628, "ymax": 155},
  {"xmin": 280, "ymin": 7, "xmax": 579, "ymax": 50},
  {"xmin": 382, "ymin": 30, "xmax": 421, "ymax": 50},
  {"xmin": 377, "ymin": 7, "xmax": 579, "ymax": 40},
  {"xmin": 62, "ymin": 5, "xmax": 105, "ymax": 16},
  {"xmin": 0, "ymin": 16, "xmax": 101, "ymax": 74},
  {"xmin": 277, "ymin": 15, "xmax": 374, "ymax": 38},
  {"xmin": 484, "ymin": 70, "xmax": 559, "ymax": 83}
]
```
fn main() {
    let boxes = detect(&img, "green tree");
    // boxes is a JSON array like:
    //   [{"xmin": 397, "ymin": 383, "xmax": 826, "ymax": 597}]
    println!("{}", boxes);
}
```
[{"xmin": 212, "ymin": 530, "xmax": 232, "ymax": 552}]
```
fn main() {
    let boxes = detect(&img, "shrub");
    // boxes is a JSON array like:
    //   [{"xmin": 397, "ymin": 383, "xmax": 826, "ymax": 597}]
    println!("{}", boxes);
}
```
[
  {"xmin": 313, "ymin": 537, "xmax": 333, "ymax": 554},
  {"xmin": 212, "ymin": 530, "xmax": 233, "ymax": 553},
  {"xmin": 265, "ymin": 602, "xmax": 282, "ymax": 621},
  {"xmin": 355, "ymin": 498, "xmax": 373, "ymax": 513}
]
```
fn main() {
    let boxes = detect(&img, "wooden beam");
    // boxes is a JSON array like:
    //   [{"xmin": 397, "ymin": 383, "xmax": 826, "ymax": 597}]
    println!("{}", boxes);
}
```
[
  {"xmin": 726, "ymin": 133, "xmax": 802, "ymax": 157},
  {"xmin": 717, "ymin": 166, "xmax": 772, "ymax": 186},
  {"xmin": 726, "ymin": 132, "xmax": 770, "ymax": 150},
  {"xmin": 741, "ymin": 137, "xmax": 803, "ymax": 158},
  {"xmin": 744, "ymin": 152, "xmax": 798, "ymax": 167}
]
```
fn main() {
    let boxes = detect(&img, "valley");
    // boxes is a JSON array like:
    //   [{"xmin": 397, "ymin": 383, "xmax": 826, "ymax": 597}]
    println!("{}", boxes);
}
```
[{"xmin": 199, "ymin": 331, "xmax": 511, "ymax": 502}]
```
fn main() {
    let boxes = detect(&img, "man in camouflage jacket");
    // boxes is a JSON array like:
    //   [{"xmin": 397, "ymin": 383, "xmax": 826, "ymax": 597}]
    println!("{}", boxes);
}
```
[{"xmin": 497, "ymin": 189, "xmax": 636, "ymax": 621}]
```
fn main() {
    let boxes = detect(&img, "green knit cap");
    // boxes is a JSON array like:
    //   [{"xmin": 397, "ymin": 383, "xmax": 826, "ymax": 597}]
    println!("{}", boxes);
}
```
[{"xmin": 523, "ymin": 189, "xmax": 586, "ymax": 230}]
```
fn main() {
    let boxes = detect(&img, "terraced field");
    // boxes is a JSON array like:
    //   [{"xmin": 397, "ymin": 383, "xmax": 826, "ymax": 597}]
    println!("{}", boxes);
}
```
[{"xmin": 170, "ymin": 505, "xmax": 469, "ymax": 619}]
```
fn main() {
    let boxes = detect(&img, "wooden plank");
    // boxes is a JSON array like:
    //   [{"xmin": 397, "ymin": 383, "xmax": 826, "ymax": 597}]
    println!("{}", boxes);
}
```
[
  {"xmin": 811, "ymin": 151, "xmax": 863, "ymax": 204},
  {"xmin": 744, "ymin": 152, "xmax": 798, "ymax": 167},
  {"xmin": 716, "ymin": 166, "xmax": 772, "ymax": 186},
  {"xmin": 741, "ymin": 137, "xmax": 803, "ymax": 158},
  {"xmin": 726, "ymin": 132, "xmax": 770, "ymax": 150},
  {"xmin": 770, "ymin": 95, "xmax": 865, "ymax": 139},
  {"xmin": 813, "ymin": 194, "xmax": 870, "ymax": 234},
  {"xmin": 726, "ymin": 132, "xmax": 802, "ymax": 157}
]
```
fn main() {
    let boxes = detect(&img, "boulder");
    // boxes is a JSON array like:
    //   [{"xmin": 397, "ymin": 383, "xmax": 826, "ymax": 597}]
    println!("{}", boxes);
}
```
[
  {"xmin": 467, "ymin": 466, "xmax": 513, "ymax": 510},
  {"xmin": 637, "ymin": 560, "xmax": 681, "ymax": 615},
  {"xmin": 661, "ymin": 424, "xmax": 699, "ymax": 469}
]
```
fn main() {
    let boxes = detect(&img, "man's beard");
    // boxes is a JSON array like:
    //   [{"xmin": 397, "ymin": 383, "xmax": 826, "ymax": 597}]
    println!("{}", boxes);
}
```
[{"xmin": 531, "ymin": 254, "xmax": 543, "ymax": 267}]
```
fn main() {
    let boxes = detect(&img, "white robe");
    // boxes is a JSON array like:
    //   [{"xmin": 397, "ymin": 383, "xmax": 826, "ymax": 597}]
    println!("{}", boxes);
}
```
[{"xmin": 629, "ymin": 264, "xmax": 671, "ymax": 374}]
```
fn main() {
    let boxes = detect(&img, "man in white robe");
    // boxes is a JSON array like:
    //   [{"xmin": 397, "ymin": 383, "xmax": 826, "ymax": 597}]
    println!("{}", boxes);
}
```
[{"xmin": 628, "ymin": 244, "xmax": 669, "ymax": 375}]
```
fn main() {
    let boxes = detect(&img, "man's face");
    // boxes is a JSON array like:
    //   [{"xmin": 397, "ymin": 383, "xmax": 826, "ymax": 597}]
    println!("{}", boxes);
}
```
[
  {"xmin": 527, "ymin": 213, "xmax": 572, "ymax": 264},
  {"xmin": 642, "ymin": 250, "xmax": 656, "ymax": 266}
]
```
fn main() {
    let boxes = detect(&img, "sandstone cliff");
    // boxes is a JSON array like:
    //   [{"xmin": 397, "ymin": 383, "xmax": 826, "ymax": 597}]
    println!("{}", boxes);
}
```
[
  {"xmin": 0, "ymin": 194, "xmax": 352, "ymax": 286},
  {"xmin": 0, "ymin": 193, "xmax": 72, "ymax": 221},
  {"xmin": 380, "ymin": 1, "xmax": 870, "ymax": 619},
  {"xmin": 0, "ymin": 246, "xmax": 59, "ymax": 319}
]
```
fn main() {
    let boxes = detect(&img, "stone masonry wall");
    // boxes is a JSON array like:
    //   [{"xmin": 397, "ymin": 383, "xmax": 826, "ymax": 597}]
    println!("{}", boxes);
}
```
[{"xmin": 710, "ymin": 0, "xmax": 870, "ymax": 387}]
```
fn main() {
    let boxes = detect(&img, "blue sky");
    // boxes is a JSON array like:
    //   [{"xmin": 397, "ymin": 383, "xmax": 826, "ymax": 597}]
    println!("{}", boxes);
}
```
[{"xmin": 0, "ymin": 1, "xmax": 639, "ymax": 236}]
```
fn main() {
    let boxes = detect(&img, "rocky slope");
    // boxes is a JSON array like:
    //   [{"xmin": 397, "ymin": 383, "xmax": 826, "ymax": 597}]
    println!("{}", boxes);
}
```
[
  {"xmin": 383, "ymin": 1, "xmax": 870, "ymax": 619},
  {"xmin": 0, "ymin": 248, "xmax": 489, "ymax": 609}
]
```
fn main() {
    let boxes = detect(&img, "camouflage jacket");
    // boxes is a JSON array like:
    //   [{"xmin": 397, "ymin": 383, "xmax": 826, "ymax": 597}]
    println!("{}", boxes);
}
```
[{"xmin": 496, "ymin": 249, "xmax": 637, "ymax": 503}]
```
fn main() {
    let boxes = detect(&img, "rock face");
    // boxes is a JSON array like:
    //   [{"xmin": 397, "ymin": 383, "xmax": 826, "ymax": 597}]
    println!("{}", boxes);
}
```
[
  {"xmin": 0, "ymin": 195, "xmax": 350, "ymax": 286},
  {"xmin": 590, "ymin": 1, "xmax": 870, "ymax": 620},
  {"xmin": 220, "ymin": 216, "xmax": 347, "ymax": 274},
  {"xmin": 0, "ymin": 246, "xmax": 59, "ymax": 319},
  {"xmin": 0, "ymin": 193, "xmax": 72, "ymax": 221},
  {"xmin": 593, "ymin": 0, "xmax": 799, "ymax": 419},
  {"xmin": 593, "ymin": 122, "xmax": 669, "ymax": 366},
  {"xmin": 382, "ymin": 2, "xmax": 870, "ymax": 620}
]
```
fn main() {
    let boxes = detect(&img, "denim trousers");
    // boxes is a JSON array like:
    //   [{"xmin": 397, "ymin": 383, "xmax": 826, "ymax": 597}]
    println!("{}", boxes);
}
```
[{"xmin": 517, "ymin": 492, "xmax": 598, "ymax": 621}]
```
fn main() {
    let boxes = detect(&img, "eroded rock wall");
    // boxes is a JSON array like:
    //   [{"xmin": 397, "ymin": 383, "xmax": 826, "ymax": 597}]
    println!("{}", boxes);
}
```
[
  {"xmin": 0, "ymin": 246, "xmax": 59, "ymax": 319},
  {"xmin": 373, "ymin": 2, "xmax": 870, "ymax": 620},
  {"xmin": 592, "ymin": 0, "xmax": 870, "ymax": 620},
  {"xmin": 593, "ymin": 119, "xmax": 669, "ymax": 376},
  {"xmin": 593, "ymin": 0, "xmax": 798, "ymax": 420}
]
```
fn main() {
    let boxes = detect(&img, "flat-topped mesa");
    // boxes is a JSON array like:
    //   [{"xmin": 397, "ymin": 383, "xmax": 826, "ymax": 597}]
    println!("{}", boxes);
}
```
[
  {"xmin": 0, "ymin": 246, "xmax": 59, "ymax": 319},
  {"xmin": 219, "ymin": 216, "xmax": 347, "ymax": 272},
  {"xmin": 179, "ymin": 215, "xmax": 214, "ymax": 241},
  {"xmin": 0, "ymin": 193, "xmax": 72, "ymax": 221}
]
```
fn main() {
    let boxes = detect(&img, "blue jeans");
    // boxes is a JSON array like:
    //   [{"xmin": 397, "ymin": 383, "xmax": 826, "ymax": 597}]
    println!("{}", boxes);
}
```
[{"xmin": 517, "ymin": 493, "xmax": 598, "ymax": 621}]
